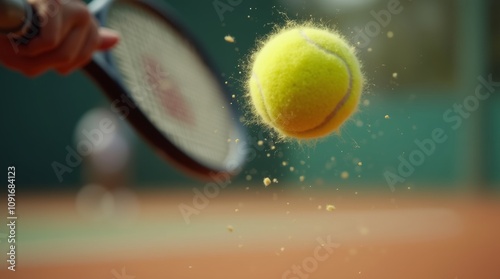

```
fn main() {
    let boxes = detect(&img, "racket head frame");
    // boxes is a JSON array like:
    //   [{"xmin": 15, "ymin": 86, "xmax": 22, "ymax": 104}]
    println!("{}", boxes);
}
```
[{"xmin": 84, "ymin": 0, "xmax": 248, "ymax": 179}]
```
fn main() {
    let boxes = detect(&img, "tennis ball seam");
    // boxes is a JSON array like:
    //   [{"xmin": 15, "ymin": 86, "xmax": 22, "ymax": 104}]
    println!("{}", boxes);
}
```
[
  {"xmin": 251, "ymin": 72, "xmax": 274, "ymax": 124},
  {"xmin": 297, "ymin": 30, "xmax": 353, "ymax": 134}
]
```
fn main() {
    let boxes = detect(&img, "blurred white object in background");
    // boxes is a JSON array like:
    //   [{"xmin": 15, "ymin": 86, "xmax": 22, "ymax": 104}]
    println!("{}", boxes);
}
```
[{"xmin": 74, "ymin": 108, "xmax": 139, "ymax": 222}]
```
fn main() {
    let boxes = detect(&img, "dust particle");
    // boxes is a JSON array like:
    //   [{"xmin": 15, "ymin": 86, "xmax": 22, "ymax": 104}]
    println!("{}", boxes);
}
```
[
  {"xmin": 227, "ymin": 225, "xmax": 234, "ymax": 232},
  {"xmin": 387, "ymin": 31, "xmax": 394, "ymax": 38},
  {"xmin": 263, "ymin": 177, "xmax": 271, "ymax": 187},
  {"xmin": 257, "ymin": 140, "xmax": 264, "ymax": 146},
  {"xmin": 384, "ymin": 114, "xmax": 390, "ymax": 119},
  {"xmin": 326, "ymin": 204, "xmax": 336, "ymax": 212},
  {"xmin": 224, "ymin": 35, "xmax": 235, "ymax": 43},
  {"xmin": 392, "ymin": 72, "xmax": 398, "ymax": 79},
  {"xmin": 299, "ymin": 175, "xmax": 305, "ymax": 182},
  {"xmin": 340, "ymin": 171, "xmax": 349, "ymax": 179}
]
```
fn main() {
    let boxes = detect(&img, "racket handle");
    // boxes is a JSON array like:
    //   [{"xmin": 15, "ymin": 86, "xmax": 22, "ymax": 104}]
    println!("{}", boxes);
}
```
[{"xmin": 0, "ymin": 0, "xmax": 39, "ymax": 43}]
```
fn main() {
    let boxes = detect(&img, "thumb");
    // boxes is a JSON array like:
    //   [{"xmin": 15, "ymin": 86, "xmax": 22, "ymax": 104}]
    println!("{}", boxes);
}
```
[{"xmin": 96, "ymin": 27, "xmax": 120, "ymax": 50}]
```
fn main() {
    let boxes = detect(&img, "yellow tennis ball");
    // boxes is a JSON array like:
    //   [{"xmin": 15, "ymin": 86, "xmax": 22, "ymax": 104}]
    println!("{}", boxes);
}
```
[{"xmin": 248, "ymin": 26, "xmax": 364, "ymax": 139}]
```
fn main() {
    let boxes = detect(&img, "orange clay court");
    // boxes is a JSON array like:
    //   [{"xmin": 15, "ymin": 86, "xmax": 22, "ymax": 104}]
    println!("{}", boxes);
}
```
[{"xmin": 1, "ymin": 188, "xmax": 499, "ymax": 279}]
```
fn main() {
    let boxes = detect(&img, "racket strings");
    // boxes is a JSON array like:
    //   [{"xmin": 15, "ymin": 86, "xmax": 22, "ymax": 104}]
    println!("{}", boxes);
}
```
[{"xmin": 106, "ymin": 3, "xmax": 237, "ymax": 169}]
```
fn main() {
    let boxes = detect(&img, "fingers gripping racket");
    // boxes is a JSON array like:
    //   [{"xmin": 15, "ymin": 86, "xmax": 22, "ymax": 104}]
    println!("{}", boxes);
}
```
[{"xmin": 0, "ymin": 0, "xmax": 247, "ymax": 179}]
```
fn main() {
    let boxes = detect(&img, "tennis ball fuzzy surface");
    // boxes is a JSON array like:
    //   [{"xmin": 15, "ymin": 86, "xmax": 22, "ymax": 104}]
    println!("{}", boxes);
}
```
[{"xmin": 247, "ymin": 25, "xmax": 364, "ymax": 140}]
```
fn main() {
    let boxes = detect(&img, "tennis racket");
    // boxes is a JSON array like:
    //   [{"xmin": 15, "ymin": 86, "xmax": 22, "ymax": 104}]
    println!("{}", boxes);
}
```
[{"xmin": 0, "ymin": 0, "xmax": 247, "ymax": 179}]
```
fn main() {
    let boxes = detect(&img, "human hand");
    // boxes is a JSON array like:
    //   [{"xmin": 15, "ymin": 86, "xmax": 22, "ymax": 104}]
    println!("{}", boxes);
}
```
[{"xmin": 0, "ymin": 0, "xmax": 119, "ymax": 76}]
